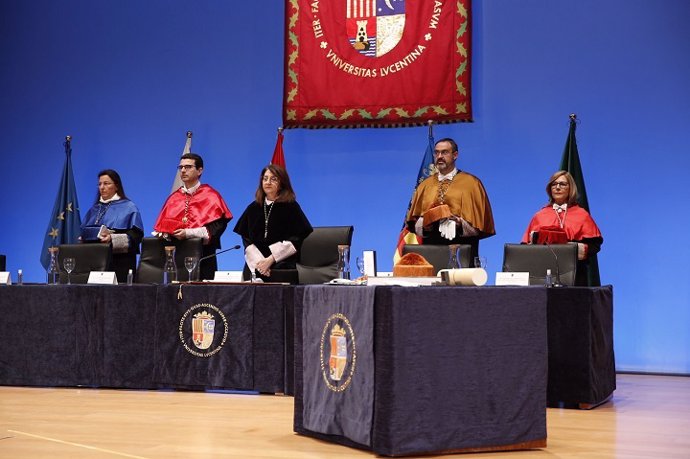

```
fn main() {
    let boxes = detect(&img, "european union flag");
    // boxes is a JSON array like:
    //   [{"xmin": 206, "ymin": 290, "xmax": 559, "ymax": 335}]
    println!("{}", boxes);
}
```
[{"xmin": 40, "ymin": 136, "xmax": 82, "ymax": 270}]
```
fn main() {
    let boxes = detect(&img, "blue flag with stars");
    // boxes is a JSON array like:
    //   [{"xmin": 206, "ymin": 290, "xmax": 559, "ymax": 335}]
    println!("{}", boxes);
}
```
[
  {"xmin": 394, "ymin": 124, "xmax": 435, "ymax": 263},
  {"xmin": 40, "ymin": 138, "xmax": 82, "ymax": 270}
]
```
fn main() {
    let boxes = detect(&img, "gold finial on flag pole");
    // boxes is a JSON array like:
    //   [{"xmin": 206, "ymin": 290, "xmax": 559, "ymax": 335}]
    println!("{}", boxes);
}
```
[
  {"xmin": 65, "ymin": 135, "xmax": 72, "ymax": 142},
  {"xmin": 427, "ymin": 119, "xmax": 434, "ymax": 137},
  {"xmin": 186, "ymin": 131, "xmax": 193, "ymax": 138},
  {"xmin": 277, "ymin": 126, "xmax": 284, "ymax": 134},
  {"xmin": 569, "ymin": 113, "xmax": 577, "ymax": 121}
]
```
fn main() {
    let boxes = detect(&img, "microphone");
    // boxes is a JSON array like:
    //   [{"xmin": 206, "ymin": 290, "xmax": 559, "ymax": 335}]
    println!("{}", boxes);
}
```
[
  {"xmin": 545, "ymin": 243, "xmax": 564, "ymax": 287},
  {"xmin": 198, "ymin": 244, "xmax": 241, "ymax": 263}
]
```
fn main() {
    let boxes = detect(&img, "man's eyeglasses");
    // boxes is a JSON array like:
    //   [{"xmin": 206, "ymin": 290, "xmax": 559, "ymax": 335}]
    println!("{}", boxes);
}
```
[
  {"xmin": 262, "ymin": 176, "xmax": 279, "ymax": 183},
  {"xmin": 178, "ymin": 165, "xmax": 196, "ymax": 171},
  {"xmin": 434, "ymin": 149, "xmax": 453, "ymax": 157},
  {"xmin": 550, "ymin": 181, "xmax": 570, "ymax": 189}
]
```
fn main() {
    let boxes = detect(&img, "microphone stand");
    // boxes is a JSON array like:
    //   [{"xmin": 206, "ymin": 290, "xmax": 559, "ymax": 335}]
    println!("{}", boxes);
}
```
[
  {"xmin": 545, "ymin": 243, "xmax": 565, "ymax": 287},
  {"xmin": 198, "ymin": 244, "xmax": 242, "ymax": 263}
]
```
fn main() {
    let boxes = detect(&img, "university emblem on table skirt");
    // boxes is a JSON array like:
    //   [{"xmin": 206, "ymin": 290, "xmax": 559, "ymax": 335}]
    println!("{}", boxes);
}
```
[
  {"xmin": 319, "ymin": 313, "xmax": 357, "ymax": 392},
  {"xmin": 284, "ymin": 0, "xmax": 472, "ymax": 127},
  {"xmin": 192, "ymin": 311, "xmax": 215, "ymax": 350},
  {"xmin": 178, "ymin": 303, "xmax": 228, "ymax": 358}
]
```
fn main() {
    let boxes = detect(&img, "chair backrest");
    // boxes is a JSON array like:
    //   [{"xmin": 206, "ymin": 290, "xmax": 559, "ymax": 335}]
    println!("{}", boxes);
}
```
[
  {"xmin": 297, "ymin": 226, "xmax": 354, "ymax": 284},
  {"xmin": 57, "ymin": 243, "xmax": 113, "ymax": 284},
  {"xmin": 402, "ymin": 244, "xmax": 473, "ymax": 274},
  {"xmin": 502, "ymin": 243, "xmax": 578, "ymax": 286},
  {"xmin": 137, "ymin": 237, "xmax": 203, "ymax": 283}
]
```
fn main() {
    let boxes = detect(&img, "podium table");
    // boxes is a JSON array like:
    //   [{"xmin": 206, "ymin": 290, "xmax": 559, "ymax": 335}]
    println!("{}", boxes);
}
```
[{"xmin": 293, "ymin": 285, "xmax": 549, "ymax": 456}]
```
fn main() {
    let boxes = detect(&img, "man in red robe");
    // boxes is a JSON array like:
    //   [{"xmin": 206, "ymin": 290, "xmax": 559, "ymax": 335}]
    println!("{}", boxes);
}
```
[{"xmin": 153, "ymin": 153, "xmax": 232, "ymax": 280}]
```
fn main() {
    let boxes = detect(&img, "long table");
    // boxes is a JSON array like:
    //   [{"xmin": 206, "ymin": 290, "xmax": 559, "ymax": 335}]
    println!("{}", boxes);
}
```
[
  {"xmin": 0, "ymin": 284, "xmax": 291, "ymax": 393},
  {"xmin": 0, "ymin": 284, "xmax": 615, "ymax": 411}
]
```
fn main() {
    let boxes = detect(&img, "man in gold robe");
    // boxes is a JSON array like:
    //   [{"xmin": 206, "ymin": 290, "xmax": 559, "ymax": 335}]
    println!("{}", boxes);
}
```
[{"xmin": 405, "ymin": 138, "xmax": 495, "ymax": 259}]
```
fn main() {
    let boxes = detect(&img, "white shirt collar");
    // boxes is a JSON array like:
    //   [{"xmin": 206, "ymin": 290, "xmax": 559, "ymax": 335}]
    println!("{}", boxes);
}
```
[
  {"xmin": 181, "ymin": 182, "xmax": 201, "ymax": 195},
  {"xmin": 437, "ymin": 168, "xmax": 458, "ymax": 182},
  {"xmin": 552, "ymin": 203, "xmax": 568, "ymax": 213},
  {"xmin": 100, "ymin": 193, "xmax": 121, "ymax": 204},
  {"xmin": 264, "ymin": 198, "xmax": 275, "ymax": 205}
]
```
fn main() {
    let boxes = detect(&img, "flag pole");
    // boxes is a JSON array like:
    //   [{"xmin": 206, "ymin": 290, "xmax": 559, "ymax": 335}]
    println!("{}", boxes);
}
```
[
  {"xmin": 64, "ymin": 135, "xmax": 72, "ymax": 155},
  {"xmin": 186, "ymin": 130, "xmax": 193, "ymax": 140}
]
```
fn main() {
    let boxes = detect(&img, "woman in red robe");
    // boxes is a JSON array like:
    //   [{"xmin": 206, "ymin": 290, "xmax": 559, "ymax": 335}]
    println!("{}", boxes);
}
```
[{"xmin": 522, "ymin": 171, "xmax": 603, "ymax": 286}]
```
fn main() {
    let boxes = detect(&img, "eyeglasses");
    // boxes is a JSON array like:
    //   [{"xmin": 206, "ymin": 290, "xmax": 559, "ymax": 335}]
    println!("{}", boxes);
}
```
[
  {"xmin": 550, "ymin": 181, "xmax": 570, "ymax": 189},
  {"xmin": 434, "ymin": 149, "xmax": 454, "ymax": 157},
  {"xmin": 262, "ymin": 176, "xmax": 279, "ymax": 183},
  {"xmin": 177, "ymin": 165, "xmax": 196, "ymax": 171}
]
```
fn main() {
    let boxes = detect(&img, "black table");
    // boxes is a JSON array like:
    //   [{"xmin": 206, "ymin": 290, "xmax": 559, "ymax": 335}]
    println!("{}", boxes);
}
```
[
  {"xmin": 0, "ymin": 283, "xmax": 615, "ymax": 412},
  {"xmin": 546, "ymin": 286, "xmax": 616, "ymax": 408},
  {"xmin": 0, "ymin": 284, "xmax": 291, "ymax": 393},
  {"xmin": 293, "ymin": 285, "xmax": 549, "ymax": 456}
]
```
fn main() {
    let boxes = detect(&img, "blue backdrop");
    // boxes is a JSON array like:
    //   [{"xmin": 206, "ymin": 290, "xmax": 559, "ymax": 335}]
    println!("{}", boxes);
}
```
[{"xmin": 1, "ymin": 0, "xmax": 688, "ymax": 374}]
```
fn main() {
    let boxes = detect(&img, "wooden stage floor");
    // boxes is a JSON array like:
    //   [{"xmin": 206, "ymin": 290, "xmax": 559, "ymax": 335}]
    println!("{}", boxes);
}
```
[{"xmin": 1, "ymin": 374, "xmax": 688, "ymax": 458}]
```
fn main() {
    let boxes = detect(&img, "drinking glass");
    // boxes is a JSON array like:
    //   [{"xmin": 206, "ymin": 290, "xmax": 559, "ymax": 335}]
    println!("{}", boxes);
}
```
[
  {"xmin": 473, "ymin": 256, "xmax": 487, "ymax": 269},
  {"xmin": 63, "ymin": 257, "xmax": 75, "ymax": 285},
  {"xmin": 184, "ymin": 256, "xmax": 198, "ymax": 282},
  {"xmin": 356, "ymin": 256, "xmax": 366, "ymax": 277}
]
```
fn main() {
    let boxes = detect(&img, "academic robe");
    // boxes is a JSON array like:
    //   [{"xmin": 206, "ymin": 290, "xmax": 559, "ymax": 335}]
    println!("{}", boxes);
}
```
[
  {"xmin": 233, "ymin": 200, "xmax": 313, "ymax": 282},
  {"xmin": 81, "ymin": 198, "xmax": 144, "ymax": 283},
  {"xmin": 406, "ymin": 171, "xmax": 495, "ymax": 259},
  {"xmin": 153, "ymin": 184, "xmax": 232, "ymax": 280},
  {"xmin": 522, "ymin": 203, "xmax": 603, "ymax": 286}
]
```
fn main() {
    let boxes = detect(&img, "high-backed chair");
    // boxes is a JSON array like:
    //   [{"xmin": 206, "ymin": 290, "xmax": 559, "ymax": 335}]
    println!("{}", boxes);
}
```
[
  {"xmin": 402, "ymin": 244, "xmax": 473, "ymax": 274},
  {"xmin": 57, "ymin": 243, "xmax": 113, "ymax": 284},
  {"xmin": 137, "ymin": 237, "xmax": 203, "ymax": 283},
  {"xmin": 297, "ymin": 226, "xmax": 354, "ymax": 284},
  {"xmin": 502, "ymin": 243, "xmax": 578, "ymax": 286}
]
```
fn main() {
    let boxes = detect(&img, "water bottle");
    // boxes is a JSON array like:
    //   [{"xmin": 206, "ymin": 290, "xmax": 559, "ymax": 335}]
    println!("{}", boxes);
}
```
[
  {"xmin": 163, "ymin": 246, "xmax": 177, "ymax": 284},
  {"xmin": 46, "ymin": 247, "xmax": 60, "ymax": 285},
  {"xmin": 545, "ymin": 268, "xmax": 553, "ymax": 288},
  {"xmin": 126, "ymin": 269, "xmax": 134, "ymax": 286},
  {"xmin": 17, "ymin": 269, "xmax": 23, "ymax": 286},
  {"xmin": 336, "ymin": 245, "xmax": 351, "ymax": 280}
]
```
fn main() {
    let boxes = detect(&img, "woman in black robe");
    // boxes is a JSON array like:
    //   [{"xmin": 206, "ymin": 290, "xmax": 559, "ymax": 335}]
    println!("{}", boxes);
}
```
[{"xmin": 233, "ymin": 164, "xmax": 312, "ymax": 282}]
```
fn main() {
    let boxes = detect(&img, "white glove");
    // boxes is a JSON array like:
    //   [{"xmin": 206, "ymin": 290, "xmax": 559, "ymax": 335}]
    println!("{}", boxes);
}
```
[
  {"xmin": 439, "ymin": 219, "xmax": 456, "ymax": 240},
  {"xmin": 245, "ymin": 244, "xmax": 264, "ymax": 272},
  {"xmin": 414, "ymin": 217, "xmax": 425, "ymax": 237}
]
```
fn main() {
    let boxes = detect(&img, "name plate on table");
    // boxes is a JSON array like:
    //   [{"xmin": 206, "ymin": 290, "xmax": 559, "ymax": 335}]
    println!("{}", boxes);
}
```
[
  {"xmin": 88, "ymin": 271, "xmax": 118, "ymax": 285},
  {"xmin": 495, "ymin": 272, "xmax": 529, "ymax": 286},
  {"xmin": 0, "ymin": 272, "xmax": 11, "ymax": 285},
  {"xmin": 213, "ymin": 271, "xmax": 243, "ymax": 282}
]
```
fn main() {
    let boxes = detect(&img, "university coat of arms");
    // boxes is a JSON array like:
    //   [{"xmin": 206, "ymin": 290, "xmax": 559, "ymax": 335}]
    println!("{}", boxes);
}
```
[{"xmin": 347, "ymin": 0, "xmax": 406, "ymax": 57}]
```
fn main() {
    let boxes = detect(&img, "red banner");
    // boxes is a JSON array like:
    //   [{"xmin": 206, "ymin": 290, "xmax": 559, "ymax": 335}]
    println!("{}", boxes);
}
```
[{"xmin": 283, "ymin": 0, "xmax": 471, "ymax": 128}]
